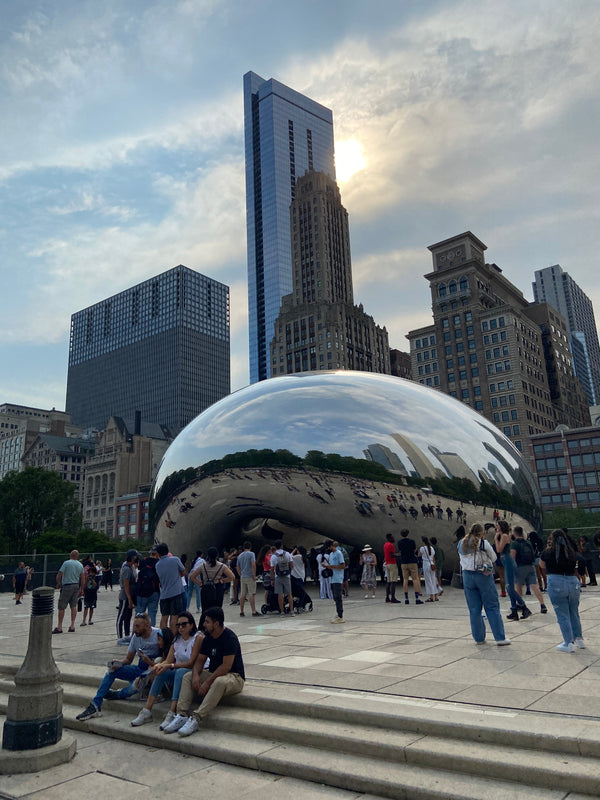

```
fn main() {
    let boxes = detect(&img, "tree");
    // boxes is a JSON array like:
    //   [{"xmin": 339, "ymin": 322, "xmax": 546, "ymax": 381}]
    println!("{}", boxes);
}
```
[{"xmin": 0, "ymin": 468, "xmax": 81, "ymax": 553}]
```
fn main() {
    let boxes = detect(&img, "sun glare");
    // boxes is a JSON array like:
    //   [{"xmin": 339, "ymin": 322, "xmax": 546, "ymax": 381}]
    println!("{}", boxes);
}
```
[{"xmin": 335, "ymin": 139, "xmax": 366, "ymax": 183}]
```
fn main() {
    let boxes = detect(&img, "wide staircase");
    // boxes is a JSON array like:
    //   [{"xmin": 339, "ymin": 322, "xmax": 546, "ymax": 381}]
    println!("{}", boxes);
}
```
[{"xmin": 1, "ymin": 656, "xmax": 599, "ymax": 799}]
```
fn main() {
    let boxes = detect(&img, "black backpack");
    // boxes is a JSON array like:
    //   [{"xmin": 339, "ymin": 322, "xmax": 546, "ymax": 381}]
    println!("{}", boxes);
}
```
[
  {"xmin": 517, "ymin": 540, "xmax": 535, "ymax": 566},
  {"xmin": 136, "ymin": 559, "xmax": 159, "ymax": 598}
]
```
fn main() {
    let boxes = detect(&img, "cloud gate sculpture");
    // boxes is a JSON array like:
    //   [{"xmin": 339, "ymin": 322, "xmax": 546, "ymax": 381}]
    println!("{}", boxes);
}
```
[{"xmin": 150, "ymin": 371, "xmax": 541, "ymax": 576}]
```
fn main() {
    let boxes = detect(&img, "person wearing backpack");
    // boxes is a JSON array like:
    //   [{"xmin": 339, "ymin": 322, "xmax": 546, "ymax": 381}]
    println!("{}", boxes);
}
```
[
  {"xmin": 270, "ymin": 540, "xmax": 296, "ymax": 616},
  {"xmin": 511, "ymin": 527, "xmax": 547, "ymax": 615},
  {"xmin": 190, "ymin": 547, "xmax": 235, "ymax": 632},
  {"xmin": 136, "ymin": 548, "xmax": 160, "ymax": 626}
]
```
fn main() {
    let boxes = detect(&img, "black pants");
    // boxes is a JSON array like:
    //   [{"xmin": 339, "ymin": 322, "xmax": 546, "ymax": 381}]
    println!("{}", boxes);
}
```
[
  {"xmin": 331, "ymin": 582, "xmax": 343, "ymax": 619},
  {"xmin": 116, "ymin": 599, "xmax": 132, "ymax": 638}
]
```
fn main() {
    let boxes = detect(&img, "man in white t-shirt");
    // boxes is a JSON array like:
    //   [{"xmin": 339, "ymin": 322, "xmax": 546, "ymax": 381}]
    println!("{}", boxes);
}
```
[
  {"xmin": 76, "ymin": 613, "xmax": 161, "ymax": 721},
  {"xmin": 236, "ymin": 542, "xmax": 260, "ymax": 617},
  {"xmin": 270, "ymin": 540, "xmax": 295, "ymax": 616}
]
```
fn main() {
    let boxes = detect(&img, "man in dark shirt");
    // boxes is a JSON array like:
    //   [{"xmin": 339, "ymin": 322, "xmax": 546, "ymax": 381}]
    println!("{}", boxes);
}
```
[
  {"xmin": 171, "ymin": 606, "xmax": 245, "ymax": 737},
  {"xmin": 397, "ymin": 529, "xmax": 423, "ymax": 605}
]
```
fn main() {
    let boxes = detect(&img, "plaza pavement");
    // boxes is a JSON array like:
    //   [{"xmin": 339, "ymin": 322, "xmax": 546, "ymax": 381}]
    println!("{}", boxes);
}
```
[{"xmin": 1, "ymin": 580, "xmax": 600, "ymax": 798}]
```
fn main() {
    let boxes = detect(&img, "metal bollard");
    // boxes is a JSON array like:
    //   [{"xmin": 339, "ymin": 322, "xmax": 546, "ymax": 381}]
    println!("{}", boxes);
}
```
[{"xmin": 0, "ymin": 586, "xmax": 76, "ymax": 773}]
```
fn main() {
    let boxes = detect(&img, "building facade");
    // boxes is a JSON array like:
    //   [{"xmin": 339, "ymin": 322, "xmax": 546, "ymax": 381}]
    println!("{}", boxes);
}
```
[
  {"xmin": 530, "ymin": 427, "xmax": 600, "ymax": 513},
  {"xmin": 407, "ymin": 232, "xmax": 556, "ymax": 455},
  {"xmin": 390, "ymin": 349, "xmax": 412, "ymax": 380},
  {"xmin": 83, "ymin": 416, "xmax": 171, "ymax": 538},
  {"xmin": 22, "ymin": 433, "xmax": 94, "ymax": 506},
  {"xmin": 244, "ymin": 71, "xmax": 335, "ymax": 382},
  {"xmin": 66, "ymin": 265, "xmax": 230, "ymax": 433},
  {"xmin": 269, "ymin": 172, "xmax": 390, "ymax": 375},
  {"xmin": 533, "ymin": 264, "xmax": 600, "ymax": 406},
  {"xmin": 0, "ymin": 404, "xmax": 82, "ymax": 480}
]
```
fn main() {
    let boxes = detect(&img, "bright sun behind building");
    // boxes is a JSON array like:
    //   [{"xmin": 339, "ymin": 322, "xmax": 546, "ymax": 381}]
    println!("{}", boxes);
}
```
[{"xmin": 335, "ymin": 139, "xmax": 366, "ymax": 183}]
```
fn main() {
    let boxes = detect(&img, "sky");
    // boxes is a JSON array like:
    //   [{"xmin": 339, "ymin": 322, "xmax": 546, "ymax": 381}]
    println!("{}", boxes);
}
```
[{"xmin": 1, "ymin": 0, "xmax": 600, "ymax": 412}]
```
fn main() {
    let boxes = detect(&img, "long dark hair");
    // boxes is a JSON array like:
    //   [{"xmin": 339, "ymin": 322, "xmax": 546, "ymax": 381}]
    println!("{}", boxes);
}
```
[
  {"xmin": 421, "ymin": 536, "xmax": 433, "ymax": 556},
  {"xmin": 547, "ymin": 529, "xmax": 577, "ymax": 563},
  {"xmin": 175, "ymin": 611, "xmax": 198, "ymax": 639},
  {"xmin": 206, "ymin": 546, "xmax": 219, "ymax": 568},
  {"xmin": 159, "ymin": 628, "xmax": 174, "ymax": 657}
]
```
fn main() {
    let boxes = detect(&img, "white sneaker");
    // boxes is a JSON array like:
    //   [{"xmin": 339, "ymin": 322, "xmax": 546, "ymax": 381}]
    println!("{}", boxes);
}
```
[
  {"xmin": 178, "ymin": 717, "xmax": 200, "ymax": 737},
  {"xmin": 159, "ymin": 710, "xmax": 176, "ymax": 730},
  {"xmin": 331, "ymin": 617, "xmax": 345, "ymax": 624},
  {"xmin": 574, "ymin": 637, "xmax": 586, "ymax": 649},
  {"xmin": 496, "ymin": 639, "xmax": 511, "ymax": 646},
  {"xmin": 163, "ymin": 713, "xmax": 188, "ymax": 733},
  {"xmin": 556, "ymin": 642, "xmax": 575, "ymax": 653},
  {"xmin": 131, "ymin": 708, "xmax": 152, "ymax": 726}
]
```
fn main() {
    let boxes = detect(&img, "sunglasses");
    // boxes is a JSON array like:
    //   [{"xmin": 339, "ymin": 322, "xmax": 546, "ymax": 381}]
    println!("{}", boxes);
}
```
[{"xmin": 175, "ymin": 621, "xmax": 190, "ymax": 628}]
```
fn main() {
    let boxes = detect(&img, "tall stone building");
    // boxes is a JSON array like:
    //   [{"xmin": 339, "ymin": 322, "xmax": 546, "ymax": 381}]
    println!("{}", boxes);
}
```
[
  {"xmin": 269, "ymin": 171, "xmax": 390, "ymax": 375},
  {"xmin": 406, "ymin": 231, "xmax": 585, "ymax": 455}
]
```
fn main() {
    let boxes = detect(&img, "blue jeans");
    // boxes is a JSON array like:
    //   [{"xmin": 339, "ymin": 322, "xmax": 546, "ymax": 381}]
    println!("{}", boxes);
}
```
[
  {"xmin": 149, "ymin": 667, "xmax": 190, "ymax": 700},
  {"xmin": 501, "ymin": 553, "xmax": 525, "ymax": 610},
  {"xmin": 186, "ymin": 581, "xmax": 201, "ymax": 612},
  {"xmin": 93, "ymin": 663, "xmax": 144, "ymax": 709},
  {"xmin": 547, "ymin": 574, "xmax": 582, "ymax": 644},
  {"xmin": 136, "ymin": 593, "xmax": 160, "ymax": 626},
  {"xmin": 462, "ymin": 570, "xmax": 507, "ymax": 642}
]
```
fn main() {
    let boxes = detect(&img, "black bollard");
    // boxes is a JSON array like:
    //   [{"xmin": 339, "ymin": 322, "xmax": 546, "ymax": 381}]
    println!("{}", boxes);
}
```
[{"xmin": 0, "ymin": 586, "xmax": 76, "ymax": 772}]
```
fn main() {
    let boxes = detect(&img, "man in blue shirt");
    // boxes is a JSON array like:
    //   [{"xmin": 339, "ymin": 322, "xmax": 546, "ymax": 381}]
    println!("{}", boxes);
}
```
[
  {"xmin": 327, "ymin": 540, "xmax": 346, "ymax": 624},
  {"xmin": 54, "ymin": 550, "xmax": 85, "ymax": 633},
  {"xmin": 155, "ymin": 543, "xmax": 186, "ymax": 634}
]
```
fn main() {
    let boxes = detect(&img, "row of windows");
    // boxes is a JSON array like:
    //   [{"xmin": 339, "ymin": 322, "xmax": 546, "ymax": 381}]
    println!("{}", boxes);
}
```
[
  {"xmin": 414, "ymin": 335, "xmax": 436, "ymax": 348},
  {"xmin": 481, "ymin": 316, "xmax": 506, "ymax": 331},
  {"xmin": 493, "ymin": 410, "xmax": 519, "ymax": 423}
]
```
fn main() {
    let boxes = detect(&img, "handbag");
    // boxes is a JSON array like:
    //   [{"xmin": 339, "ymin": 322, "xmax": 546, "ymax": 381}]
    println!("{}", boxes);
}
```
[{"xmin": 322, "ymin": 568, "xmax": 333, "ymax": 579}]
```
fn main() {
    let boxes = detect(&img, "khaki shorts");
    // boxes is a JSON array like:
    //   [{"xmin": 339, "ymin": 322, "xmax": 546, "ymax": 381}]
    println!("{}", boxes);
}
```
[
  {"xmin": 401, "ymin": 563, "xmax": 420, "ymax": 584},
  {"xmin": 58, "ymin": 583, "xmax": 80, "ymax": 610},
  {"xmin": 385, "ymin": 564, "xmax": 399, "ymax": 582},
  {"xmin": 239, "ymin": 577, "xmax": 256, "ymax": 598}
]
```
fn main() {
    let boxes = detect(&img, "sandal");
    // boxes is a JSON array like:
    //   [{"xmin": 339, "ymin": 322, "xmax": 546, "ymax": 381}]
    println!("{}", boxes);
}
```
[
  {"xmin": 52, "ymin": 628, "xmax": 62, "ymax": 634},
  {"xmin": 425, "ymin": 598, "xmax": 434, "ymax": 602},
  {"xmin": 68, "ymin": 627, "xmax": 75, "ymax": 632},
  {"xmin": 80, "ymin": 622, "xmax": 87, "ymax": 626}
]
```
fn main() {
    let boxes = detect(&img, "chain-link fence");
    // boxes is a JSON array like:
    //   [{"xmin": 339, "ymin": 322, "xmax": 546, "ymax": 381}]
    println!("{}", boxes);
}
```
[{"xmin": 0, "ymin": 551, "xmax": 152, "ymax": 593}]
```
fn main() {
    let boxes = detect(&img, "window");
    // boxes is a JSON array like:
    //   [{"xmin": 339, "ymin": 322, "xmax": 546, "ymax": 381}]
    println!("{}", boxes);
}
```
[
  {"xmin": 448, "ymin": 372, "xmax": 455, "ymax": 383},
  {"xmin": 438, "ymin": 283, "xmax": 447, "ymax": 297},
  {"xmin": 471, "ymin": 367, "xmax": 479, "ymax": 377}
]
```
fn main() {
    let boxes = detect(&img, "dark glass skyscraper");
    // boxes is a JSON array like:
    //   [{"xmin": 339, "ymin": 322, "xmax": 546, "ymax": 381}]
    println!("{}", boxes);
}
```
[
  {"xmin": 244, "ymin": 71, "xmax": 335, "ymax": 383},
  {"xmin": 66, "ymin": 265, "xmax": 230, "ymax": 433},
  {"xmin": 533, "ymin": 264, "xmax": 600, "ymax": 405}
]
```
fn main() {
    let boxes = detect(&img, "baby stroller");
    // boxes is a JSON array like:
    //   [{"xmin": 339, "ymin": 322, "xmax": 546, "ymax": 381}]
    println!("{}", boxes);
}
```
[
  {"xmin": 261, "ymin": 584, "xmax": 293, "ymax": 615},
  {"xmin": 292, "ymin": 576, "xmax": 313, "ymax": 613}
]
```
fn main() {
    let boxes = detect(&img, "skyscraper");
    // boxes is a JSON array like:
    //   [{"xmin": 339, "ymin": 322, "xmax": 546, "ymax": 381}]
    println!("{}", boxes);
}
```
[
  {"xmin": 244, "ymin": 71, "xmax": 335, "ymax": 382},
  {"xmin": 532, "ymin": 264, "xmax": 600, "ymax": 405},
  {"xmin": 269, "ymin": 171, "xmax": 390, "ymax": 374},
  {"xmin": 66, "ymin": 265, "xmax": 230, "ymax": 433}
]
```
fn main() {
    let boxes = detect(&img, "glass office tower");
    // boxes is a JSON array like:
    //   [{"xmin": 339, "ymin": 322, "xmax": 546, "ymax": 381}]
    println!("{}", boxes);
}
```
[
  {"xmin": 533, "ymin": 264, "xmax": 600, "ymax": 406},
  {"xmin": 66, "ymin": 265, "xmax": 230, "ymax": 433},
  {"xmin": 244, "ymin": 71, "xmax": 335, "ymax": 382}
]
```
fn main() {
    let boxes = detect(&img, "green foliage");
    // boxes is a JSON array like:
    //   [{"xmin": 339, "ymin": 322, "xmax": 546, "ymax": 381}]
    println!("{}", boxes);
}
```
[
  {"xmin": 28, "ymin": 528, "xmax": 140, "ymax": 555},
  {"xmin": 543, "ymin": 507, "xmax": 600, "ymax": 532},
  {"xmin": 0, "ymin": 468, "xmax": 81, "ymax": 554}
]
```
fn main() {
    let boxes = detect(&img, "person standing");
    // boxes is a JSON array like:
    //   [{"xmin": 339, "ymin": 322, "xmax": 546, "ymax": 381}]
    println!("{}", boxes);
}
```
[
  {"xmin": 53, "ymin": 550, "xmax": 85, "ymax": 634},
  {"xmin": 102, "ymin": 558, "xmax": 113, "ymax": 590},
  {"xmin": 135, "ymin": 548, "xmax": 160, "ymax": 626},
  {"xmin": 291, "ymin": 546, "xmax": 313, "ymax": 611},
  {"xmin": 327, "ymin": 540, "xmax": 345, "ymax": 624},
  {"xmin": 190, "ymin": 547, "xmax": 235, "ymax": 630},
  {"xmin": 458, "ymin": 523, "xmax": 510, "ymax": 646},
  {"xmin": 419, "ymin": 537, "xmax": 439, "ymax": 602},
  {"xmin": 237, "ymin": 541, "xmax": 260, "ymax": 617},
  {"xmin": 430, "ymin": 536, "xmax": 444, "ymax": 596},
  {"xmin": 540, "ymin": 529, "xmax": 585, "ymax": 653},
  {"xmin": 270, "ymin": 541, "xmax": 296, "ymax": 616},
  {"xmin": 511, "ymin": 527, "xmax": 547, "ymax": 614},
  {"xmin": 117, "ymin": 549, "xmax": 139, "ymax": 640},
  {"xmin": 383, "ymin": 534, "xmax": 400, "ymax": 604},
  {"xmin": 494, "ymin": 520, "xmax": 531, "ymax": 621},
  {"xmin": 397, "ymin": 529, "xmax": 423, "ymax": 605},
  {"xmin": 81, "ymin": 558, "xmax": 99, "ymax": 626},
  {"xmin": 360, "ymin": 545, "xmax": 377, "ymax": 598},
  {"xmin": 155, "ymin": 543, "xmax": 187, "ymax": 634},
  {"xmin": 13, "ymin": 562, "xmax": 27, "ymax": 605}
]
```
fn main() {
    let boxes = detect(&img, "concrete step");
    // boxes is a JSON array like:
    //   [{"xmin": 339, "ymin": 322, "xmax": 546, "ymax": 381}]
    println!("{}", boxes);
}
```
[
  {"xmin": 0, "ymin": 691, "xmax": 567, "ymax": 800},
  {"xmin": 2, "ymin": 667, "xmax": 600, "ymax": 797}
]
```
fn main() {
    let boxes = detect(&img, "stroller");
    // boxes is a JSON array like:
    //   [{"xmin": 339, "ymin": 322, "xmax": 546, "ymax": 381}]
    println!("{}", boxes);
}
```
[
  {"xmin": 291, "ymin": 576, "xmax": 313, "ymax": 613},
  {"xmin": 261, "ymin": 583, "xmax": 292, "ymax": 615}
]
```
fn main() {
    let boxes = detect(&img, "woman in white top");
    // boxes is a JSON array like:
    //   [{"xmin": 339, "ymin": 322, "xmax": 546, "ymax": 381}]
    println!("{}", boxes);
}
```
[
  {"xmin": 131, "ymin": 611, "xmax": 202, "ymax": 728},
  {"xmin": 316, "ymin": 551, "xmax": 333, "ymax": 599},
  {"xmin": 457, "ymin": 523, "xmax": 510, "ymax": 647},
  {"xmin": 419, "ymin": 537, "xmax": 439, "ymax": 602}
]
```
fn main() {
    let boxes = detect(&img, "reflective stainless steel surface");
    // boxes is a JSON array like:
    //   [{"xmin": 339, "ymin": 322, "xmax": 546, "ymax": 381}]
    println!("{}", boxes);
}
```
[{"xmin": 150, "ymin": 371, "xmax": 541, "ymax": 574}]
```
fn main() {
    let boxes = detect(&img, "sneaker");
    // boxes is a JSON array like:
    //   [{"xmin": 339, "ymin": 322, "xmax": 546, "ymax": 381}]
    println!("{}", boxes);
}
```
[
  {"xmin": 405, "ymin": 599, "xmax": 410, "ymax": 605},
  {"xmin": 540, "ymin": 604, "xmax": 547, "ymax": 614},
  {"xmin": 385, "ymin": 597, "xmax": 391, "ymax": 603},
  {"xmin": 574, "ymin": 637, "xmax": 586, "ymax": 649},
  {"xmin": 415, "ymin": 599, "xmax": 424, "ymax": 605},
  {"xmin": 390, "ymin": 598, "xmax": 401, "ymax": 604},
  {"xmin": 506, "ymin": 610, "xmax": 519, "ymax": 621},
  {"xmin": 159, "ymin": 710, "xmax": 176, "ymax": 730},
  {"xmin": 331, "ymin": 617, "xmax": 345, "ymax": 624},
  {"xmin": 557, "ymin": 642, "xmax": 575, "ymax": 653},
  {"xmin": 131, "ymin": 708, "xmax": 152, "ymax": 726},
  {"xmin": 178, "ymin": 716, "xmax": 200, "ymax": 737},
  {"xmin": 163, "ymin": 713, "xmax": 188, "ymax": 733},
  {"xmin": 520, "ymin": 607, "xmax": 532, "ymax": 620},
  {"xmin": 76, "ymin": 703, "xmax": 101, "ymax": 721},
  {"xmin": 364, "ymin": 594, "xmax": 369, "ymax": 598},
  {"xmin": 496, "ymin": 639, "xmax": 511, "ymax": 646}
]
